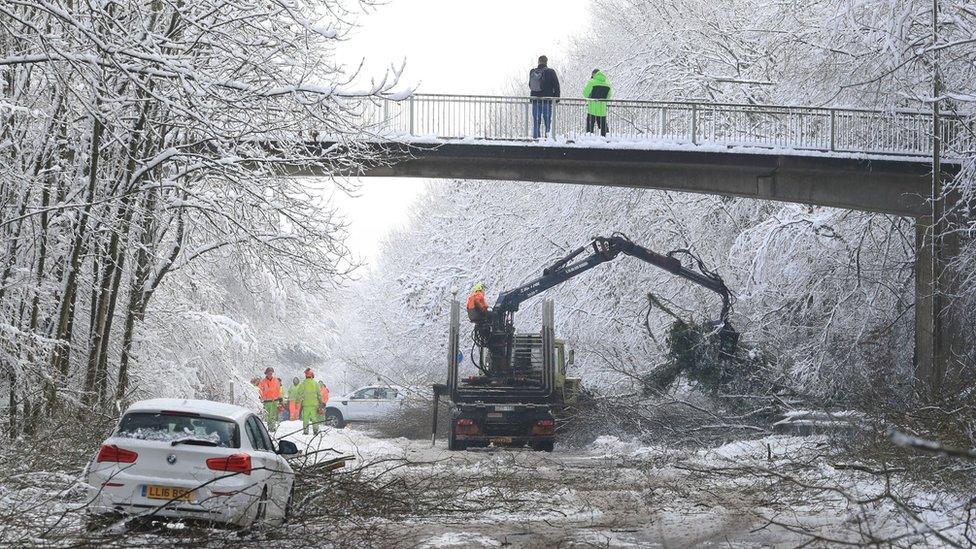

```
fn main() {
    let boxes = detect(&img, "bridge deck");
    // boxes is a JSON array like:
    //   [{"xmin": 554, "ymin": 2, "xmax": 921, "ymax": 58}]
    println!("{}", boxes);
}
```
[{"xmin": 301, "ymin": 140, "xmax": 939, "ymax": 216}]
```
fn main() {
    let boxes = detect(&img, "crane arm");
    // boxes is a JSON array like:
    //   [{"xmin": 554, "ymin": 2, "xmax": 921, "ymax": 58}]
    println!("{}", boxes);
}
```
[
  {"xmin": 480, "ymin": 235, "xmax": 734, "ymax": 376},
  {"xmin": 493, "ymin": 235, "xmax": 732, "ymax": 326},
  {"xmin": 493, "ymin": 242, "xmax": 615, "ymax": 313},
  {"xmin": 613, "ymin": 237, "xmax": 732, "ymax": 325}
]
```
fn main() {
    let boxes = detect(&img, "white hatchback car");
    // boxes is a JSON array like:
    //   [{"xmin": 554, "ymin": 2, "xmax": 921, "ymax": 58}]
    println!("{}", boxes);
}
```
[
  {"xmin": 323, "ymin": 386, "xmax": 405, "ymax": 427},
  {"xmin": 85, "ymin": 399, "xmax": 298, "ymax": 528}
]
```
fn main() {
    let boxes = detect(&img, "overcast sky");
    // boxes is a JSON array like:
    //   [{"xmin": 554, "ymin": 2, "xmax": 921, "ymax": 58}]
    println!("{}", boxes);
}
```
[{"xmin": 330, "ymin": 0, "xmax": 591, "ymax": 265}]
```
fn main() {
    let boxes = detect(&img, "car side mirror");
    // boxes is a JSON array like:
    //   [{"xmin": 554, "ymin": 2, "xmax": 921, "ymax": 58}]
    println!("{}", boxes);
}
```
[
  {"xmin": 277, "ymin": 440, "xmax": 300, "ymax": 456},
  {"xmin": 567, "ymin": 349, "xmax": 575, "ymax": 366}
]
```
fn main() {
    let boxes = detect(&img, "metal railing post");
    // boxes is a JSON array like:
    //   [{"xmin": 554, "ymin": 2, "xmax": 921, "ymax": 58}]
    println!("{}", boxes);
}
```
[
  {"xmin": 550, "ymin": 99, "xmax": 556, "ymax": 138},
  {"xmin": 525, "ymin": 100, "xmax": 531, "ymax": 138},
  {"xmin": 382, "ymin": 98, "xmax": 389, "ymax": 130},
  {"xmin": 409, "ymin": 96, "xmax": 415, "ymax": 135},
  {"xmin": 829, "ymin": 108, "xmax": 836, "ymax": 151},
  {"xmin": 691, "ymin": 103, "xmax": 698, "ymax": 144},
  {"xmin": 659, "ymin": 107, "xmax": 667, "ymax": 137}
]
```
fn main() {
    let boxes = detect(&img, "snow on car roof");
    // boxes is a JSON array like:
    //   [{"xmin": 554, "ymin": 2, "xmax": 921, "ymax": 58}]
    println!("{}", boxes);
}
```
[{"xmin": 125, "ymin": 398, "xmax": 251, "ymax": 421}]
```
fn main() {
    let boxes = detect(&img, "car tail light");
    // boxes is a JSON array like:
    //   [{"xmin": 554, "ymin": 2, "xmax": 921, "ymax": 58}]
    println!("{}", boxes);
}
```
[
  {"xmin": 160, "ymin": 410, "xmax": 200, "ymax": 417},
  {"xmin": 454, "ymin": 418, "xmax": 479, "ymax": 436},
  {"xmin": 532, "ymin": 419, "xmax": 555, "ymax": 436},
  {"xmin": 96, "ymin": 444, "xmax": 138, "ymax": 463},
  {"xmin": 206, "ymin": 453, "xmax": 252, "ymax": 475}
]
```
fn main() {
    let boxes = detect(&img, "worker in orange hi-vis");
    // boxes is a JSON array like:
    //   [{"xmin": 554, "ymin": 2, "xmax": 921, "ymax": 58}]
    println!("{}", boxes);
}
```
[
  {"xmin": 466, "ymin": 282, "xmax": 489, "ymax": 322},
  {"xmin": 317, "ymin": 381, "xmax": 330, "ymax": 421},
  {"xmin": 257, "ymin": 367, "xmax": 283, "ymax": 430}
]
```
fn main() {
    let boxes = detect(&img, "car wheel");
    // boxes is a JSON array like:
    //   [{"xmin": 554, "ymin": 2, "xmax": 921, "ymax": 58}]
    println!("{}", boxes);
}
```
[
  {"xmin": 251, "ymin": 486, "xmax": 269, "ymax": 527},
  {"xmin": 283, "ymin": 487, "xmax": 294, "ymax": 523},
  {"xmin": 324, "ymin": 409, "xmax": 345, "ymax": 428}
]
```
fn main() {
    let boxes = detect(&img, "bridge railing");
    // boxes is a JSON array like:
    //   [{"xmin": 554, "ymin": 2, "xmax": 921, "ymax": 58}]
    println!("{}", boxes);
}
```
[{"xmin": 357, "ymin": 93, "xmax": 971, "ymax": 158}]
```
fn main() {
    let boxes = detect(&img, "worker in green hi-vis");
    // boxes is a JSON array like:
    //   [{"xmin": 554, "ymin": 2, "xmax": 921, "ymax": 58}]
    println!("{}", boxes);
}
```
[
  {"xmin": 297, "ymin": 368, "xmax": 324, "ymax": 435},
  {"xmin": 287, "ymin": 377, "xmax": 302, "ymax": 422}
]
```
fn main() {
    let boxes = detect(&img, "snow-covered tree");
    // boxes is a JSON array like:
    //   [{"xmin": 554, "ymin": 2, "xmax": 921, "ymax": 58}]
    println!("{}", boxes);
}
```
[{"xmin": 0, "ymin": 0, "xmax": 396, "ymax": 431}]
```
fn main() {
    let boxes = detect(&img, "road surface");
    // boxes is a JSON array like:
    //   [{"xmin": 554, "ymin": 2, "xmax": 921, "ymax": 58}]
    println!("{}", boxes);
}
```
[{"xmin": 279, "ymin": 422, "xmax": 928, "ymax": 547}]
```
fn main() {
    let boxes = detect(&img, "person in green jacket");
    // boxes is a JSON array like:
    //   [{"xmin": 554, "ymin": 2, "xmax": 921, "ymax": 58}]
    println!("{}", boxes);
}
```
[
  {"xmin": 297, "ymin": 368, "xmax": 324, "ymax": 435},
  {"xmin": 583, "ymin": 69, "xmax": 612, "ymax": 137},
  {"xmin": 287, "ymin": 377, "xmax": 302, "ymax": 422}
]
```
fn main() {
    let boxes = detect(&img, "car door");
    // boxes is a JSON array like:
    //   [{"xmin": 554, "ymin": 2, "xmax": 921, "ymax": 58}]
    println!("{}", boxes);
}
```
[
  {"xmin": 244, "ymin": 416, "xmax": 283, "ymax": 514},
  {"xmin": 250, "ymin": 416, "xmax": 290, "ymax": 518},
  {"xmin": 373, "ymin": 388, "xmax": 400, "ymax": 419},
  {"xmin": 343, "ymin": 388, "xmax": 377, "ymax": 421}
]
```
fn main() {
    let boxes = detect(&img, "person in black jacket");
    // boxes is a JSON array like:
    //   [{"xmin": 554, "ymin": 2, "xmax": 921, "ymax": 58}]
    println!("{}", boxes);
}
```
[{"xmin": 528, "ymin": 55, "xmax": 561, "ymax": 139}]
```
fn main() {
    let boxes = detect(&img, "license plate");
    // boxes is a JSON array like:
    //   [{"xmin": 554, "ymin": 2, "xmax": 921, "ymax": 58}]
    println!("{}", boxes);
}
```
[
  {"xmin": 491, "ymin": 437, "xmax": 513, "ymax": 445},
  {"xmin": 144, "ymin": 484, "xmax": 196, "ymax": 502}
]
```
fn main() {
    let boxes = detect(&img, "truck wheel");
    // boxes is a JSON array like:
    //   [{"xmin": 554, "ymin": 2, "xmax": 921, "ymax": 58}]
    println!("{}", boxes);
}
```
[
  {"xmin": 324, "ymin": 409, "xmax": 345, "ymax": 428},
  {"xmin": 447, "ymin": 430, "xmax": 467, "ymax": 451},
  {"xmin": 533, "ymin": 441, "xmax": 554, "ymax": 452}
]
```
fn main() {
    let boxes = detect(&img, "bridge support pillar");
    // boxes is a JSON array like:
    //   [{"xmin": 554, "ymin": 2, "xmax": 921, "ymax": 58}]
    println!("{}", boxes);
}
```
[
  {"xmin": 914, "ymin": 215, "xmax": 964, "ymax": 399},
  {"xmin": 914, "ymin": 216, "xmax": 939, "ymax": 395}
]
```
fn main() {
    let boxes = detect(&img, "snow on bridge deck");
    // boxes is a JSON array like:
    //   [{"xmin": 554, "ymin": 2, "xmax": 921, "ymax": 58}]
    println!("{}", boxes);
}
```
[
  {"xmin": 357, "ymin": 94, "xmax": 970, "ymax": 161},
  {"xmin": 382, "ymin": 133, "xmax": 949, "ymax": 165}
]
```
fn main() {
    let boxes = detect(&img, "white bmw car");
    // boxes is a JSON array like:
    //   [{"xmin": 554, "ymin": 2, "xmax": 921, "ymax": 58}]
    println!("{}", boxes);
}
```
[{"xmin": 85, "ymin": 399, "xmax": 298, "ymax": 528}]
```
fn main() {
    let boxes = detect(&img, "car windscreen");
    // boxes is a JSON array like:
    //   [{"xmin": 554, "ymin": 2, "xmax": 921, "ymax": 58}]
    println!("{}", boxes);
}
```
[{"xmin": 115, "ymin": 412, "xmax": 240, "ymax": 448}]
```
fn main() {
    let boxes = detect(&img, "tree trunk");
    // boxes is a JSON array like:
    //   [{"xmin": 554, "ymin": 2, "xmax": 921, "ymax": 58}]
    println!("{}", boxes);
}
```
[
  {"xmin": 48, "ymin": 113, "xmax": 104, "ymax": 411},
  {"xmin": 85, "ymin": 96, "xmax": 152, "ymax": 408},
  {"xmin": 116, "ymin": 192, "xmax": 157, "ymax": 403},
  {"xmin": 23, "ymin": 164, "xmax": 55, "ymax": 435}
]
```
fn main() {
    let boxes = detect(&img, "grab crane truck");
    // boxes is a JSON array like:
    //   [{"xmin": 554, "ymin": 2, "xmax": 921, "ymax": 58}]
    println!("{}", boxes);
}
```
[{"xmin": 432, "ymin": 234, "xmax": 736, "ymax": 451}]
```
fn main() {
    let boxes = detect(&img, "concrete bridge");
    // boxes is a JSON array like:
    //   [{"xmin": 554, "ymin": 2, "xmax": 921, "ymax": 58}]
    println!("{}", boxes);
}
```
[{"xmin": 299, "ymin": 94, "xmax": 971, "ymax": 391}]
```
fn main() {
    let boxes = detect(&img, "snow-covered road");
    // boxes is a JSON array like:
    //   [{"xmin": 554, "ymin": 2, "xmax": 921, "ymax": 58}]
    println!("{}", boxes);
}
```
[
  {"xmin": 273, "ymin": 422, "xmax": 965, "ymax": 548},
  {"xmin": 4, "ymin": 419, "xmax": 969, "ymax": 547}
]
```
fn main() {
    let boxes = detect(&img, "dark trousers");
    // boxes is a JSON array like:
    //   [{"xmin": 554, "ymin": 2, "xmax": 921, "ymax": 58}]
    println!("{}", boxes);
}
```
[{"xmin": 586, "ymin": 114, "xmax": 608, "ymax": 136}]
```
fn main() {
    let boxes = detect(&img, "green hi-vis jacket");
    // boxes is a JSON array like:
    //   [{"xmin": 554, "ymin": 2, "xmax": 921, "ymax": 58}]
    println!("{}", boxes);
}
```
[
  {"xmin": 295, "ymin": 378, "xmax": 323, "ymax": 406},
  {"xmin": 583, "ymin": 71, "xmax": 612, "ymax": 116}
]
